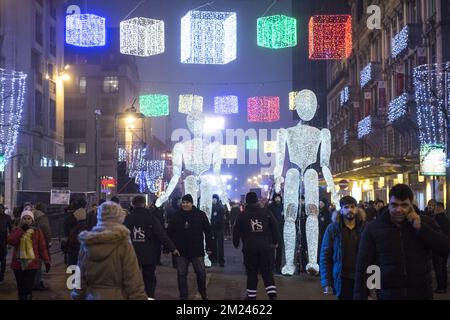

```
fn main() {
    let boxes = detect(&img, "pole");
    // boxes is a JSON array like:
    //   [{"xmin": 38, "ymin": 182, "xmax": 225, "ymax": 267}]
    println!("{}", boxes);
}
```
[
  {"xmin": 432, "ymin": 175, "xmax": 436, "ymax": 200},
  {"xmin": 94, "ymin": 112, "xmax": 99, "ymax": 203},
  {"xmin": 445, "ymin": 67, "xmax": 450, "ymax": 215}
]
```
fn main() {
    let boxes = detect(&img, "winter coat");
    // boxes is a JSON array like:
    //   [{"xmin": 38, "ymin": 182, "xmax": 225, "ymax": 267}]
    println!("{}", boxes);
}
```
[
  {"xmin": 86, "ymin": 210, "xmax": 98, "ymax": 231},
  {"xmin": 233, "ymin": 204, "xmax": 279, "ymax": 252},
  {"xmin": 67, "ymin": 221, "xmax": 88, "ymax": 253},
  {"xmin": 7, "ymin": 226, "xmax": 50, "ymax": 270},
  {"xmin": 211, "ymin": 203, "xmax": 225, "ymax": 230},
  {"xmin": 166, "ymin": 207, "xmax": 212, "ymax": 258},
  {"xmin": 71, "ymin": 224, "xmax": 147, "ymax": 300},
  {"xmin": 0, "ymin": 213, "xmax": 12, "ymax": 246},
  {"xmin": 124, "ymin": 207, "xmax": 176, "ymax": 265},
  {"xmin": 268, "ymin": 202, "xmax": 284, "ymax": 226},
  {"xmin": 33, "ymin": 210, "xmax": 52, "ymax": 246},
  {"xmin": 320, "ymin": 210, "xmax": 365, "ymax": 297},
  {"xmin": 354, "ymin": 208, "xmax": 450, "ymax": 300},
  {"xmin": 230, "ymin": 207, "xmax": 241, "ymax": 228}
]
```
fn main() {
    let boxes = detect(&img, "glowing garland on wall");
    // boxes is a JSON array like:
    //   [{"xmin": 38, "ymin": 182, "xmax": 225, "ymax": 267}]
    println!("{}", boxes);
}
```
[
  {"xmin": 360, "ymin": 63, "xmax": 373, "ymax": 88},
  {"xmin": 66, "ymin": 14, "xmax": 106, "ymax": 47},
  {"xmin": 179, "ymin": 94, "xmax": 203, "ymax": 114},
  {"xmin": 388, "ymin": 93, "xmax": 409, "ymax": 123},
  {"xmin": 357, "ymin": 116, "xmax": 373, "ymax": 139},
  {"xmin": 214, "ymin": 95, "xmax": 238, "ymax": 114},
  {"xmin": 120, "ymin": 17, "xmax": 165, "ymax": 57},
  {"xmin": 181, "ymin": 10, "xmax": 237, "ymax": 64},
  {"xmin": 0, "ymin": 69, "xmax": 27, "ymax": 168},
  {"xmin": 257, "ymin": 15, "xmax": 297, "ymax": 49},
  {"xmin": 139, "ymin": 94, "xmax": 169, "ymax": 117},
  {"xmin": 391, "ymin": 25, "xmax": 409, "ymax": 59},
  {"xmin": 247, "ymin": 96, "xmax": 280, "ymax": 122},
  {"xmin": 340, "ymin": 86, "xmax": 349, "ymax": 106},
  {"xmin": 308, "ymin": 15, "xmax": 352, "ymax": 60}
]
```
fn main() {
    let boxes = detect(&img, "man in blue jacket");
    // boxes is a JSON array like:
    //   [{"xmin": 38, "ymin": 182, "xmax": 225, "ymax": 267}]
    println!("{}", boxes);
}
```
[
  {"xmin": 320, "ymin": 196, "xmax": 365, "ymax": 300},
  {"xmin": 124, "ymin": 195, "xmax": 179, "ymax": 299}
]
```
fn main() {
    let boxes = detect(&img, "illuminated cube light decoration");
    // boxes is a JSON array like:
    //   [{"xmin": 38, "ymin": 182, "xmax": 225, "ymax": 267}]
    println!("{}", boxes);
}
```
[
  {"xmin": 139, "ymin": 94, "xmax": 169, "ymax": 117},
  {"xmin": 257, "ymin": 15, "xmax": 297, "ymax": 49},
  {"xmin": 357, "ymin": 116, "xmax": 373, "ymax": 139},
  {"xmin": 214, "ymin": 95, "xmax": 238, "ymax": 114},
  {"xmin": 246, "ymin": 139, "xmax": 258, "ymax": 150},
  {"xmin": 66, "ymin": 14, "xmax": 106, "ymax": 47},
  {"xmin": 181, "ymin": 10, "xmax": 237, "ymax": 64},
  {"xmin": 120, "ymin": 17, "xmax": 165, "ymax": 57},
  {"xmin": 289, "ymin": 91, "xmax": 300, "ymax": 110},
  {"xmin": 264, "ymin": 141, "xmax": 277, "ymax": 153},
  {"xmin": 247, "ymin": 96, "xmax": 280, "ymax": 122},
  {"xmin": 309, "ymin": 15, "xmax": 352, "ymax": 60},
  {"xmin": 204, "ymin": 116, "xmax": 225, "ymax": 133},
  {"xmin": 221, "ymin": 145, "xmax": 238, "ymax": 159},
  {"xmin": 179, "ymin": 94, "xmax": 203, "ymax": 114}
]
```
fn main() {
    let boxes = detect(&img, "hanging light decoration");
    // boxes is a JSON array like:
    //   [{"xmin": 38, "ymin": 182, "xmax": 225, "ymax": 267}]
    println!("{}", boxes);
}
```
[
  {"xmin": 214, "ymin": 95, "xmax": 238, "ymax": 114},
  {"xmin": 289, "ymin": 91, "xmax": 300, "ymax": 110},
  {"xmin": 340, "ymin": 86, "xmax": 350, "ymax": 106},
  {"xmin": 118, "ymin": 143, "xmax": 148, "ymax": 178},
  {"xmin": 139, "ymin": 94, "xmax": 169, "ymax": 117},
  {"xmin": 135, "ymin": 160, "xmax": 165, "ymax": 193},
  {"xmin": 360, "ymin": 63, "xmax": 373, "ymax": 88},
  {"xmin": 264, "ymin": 141, "xmax": 277, "ymax": 153},
  {"xmin": 179, "ymin": 94, "xmax": 203, "ymax": 114},
  {"xmin": 0, "ymin": 68, "xmax": 27, "ymax": 168},
  {"xmin": 247, "ymin": 96, "xmax": 280, "ymax": 122},
  {"xmin": 308, "ymin": 15, "xmax": 352, "ymax": 60},
  {"xmin": 388, "ymin": 93, "xmax": 409, "ymax": 123},
  {"xmin": 221, "ymin": 145, "xmax": 238, "ymax": 159},
  {"xmin": 357, "ymin": 116, "xmax": 373, "ymax": 139},
  {"xmin": 120, "ymin": 17, "xmax": 165, "ymax": 57},
  {"xmin": 391, "ymin": 25, "xmax": 409, "ymax": 59},
  {"xmin": 181, "ymin": 10, "xmax": 237, "ymax": 64},
  {"xmin": 66, "ymin": 13, "xmax": 106, "ymax": 47},
  {"xmin": 257, "ymin": 15, "xmax": 297, "ymax": 49}
]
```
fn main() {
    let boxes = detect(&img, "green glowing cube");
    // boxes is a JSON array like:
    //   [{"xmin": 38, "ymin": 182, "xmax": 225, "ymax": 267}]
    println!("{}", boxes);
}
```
[
  {"xmin": 246, "ymin": 139, "xmax": 258, "ymax": 150},
  {"xmin": 257, "ymin": 15, "xmax": 297, "ymax": 49},
  {"xmin": 140, "ymin": 94, "xmax": 169, "ymax": 117}
]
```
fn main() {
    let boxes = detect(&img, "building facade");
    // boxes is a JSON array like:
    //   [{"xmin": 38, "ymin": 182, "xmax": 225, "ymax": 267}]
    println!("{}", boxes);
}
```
[
  {"xmin": 327, "ymin": 0, "xmax": 450, "ymax": 208},
  {"xmin": 0, "ymin": 0, "xmax": 66, "ymax": 208}
]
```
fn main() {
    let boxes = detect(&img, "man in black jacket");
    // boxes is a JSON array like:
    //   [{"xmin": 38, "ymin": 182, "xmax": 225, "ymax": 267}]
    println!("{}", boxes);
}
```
[
  {"xmin": 0, "ymin": 204, "xmax": 12, "ymax": 282},
  {"xmin": 166, "ymin": 194, "xmax": 213, "ymax": 300},
  {"xmin": 233, "ymin": 192, "xmax": 279, "ymax": 300},
  {"xmin": 210, "ymin": 194, "xmax": 225, "ymax": 267},
  {"xmin": 354, "ymin": 184, "xmax": 449, "ymax": 300},
  {"xmin": 124, "ymin": 195, "xmax": 179, "ymax": 299},
  {"xmin": 268, "ymin": 193, "xmax": 284, "ymax": 274},
  {"xmin": 431, "ymin": 202, "xmax": 450, "ymax": 293}
]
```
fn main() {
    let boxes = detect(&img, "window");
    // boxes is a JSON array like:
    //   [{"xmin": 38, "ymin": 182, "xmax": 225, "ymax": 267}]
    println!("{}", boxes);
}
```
[
  {"xmin": 64, "ymin": 120, "xmax": 86, "ymax": 138},
  {"xmin": 100, "ymin": 120, "xmax": 114, "ymax": 138},
  {"xmin": 65, "ymin": 97, "xmax": 87, "ymax": 109},
  {"xmin": 79, "ymin": 77, "xmax": 86, "ymax": 94},
  {"xmin": 35, "ymin": 90, "xmax": 43, "ymax": 126},
  {"xmin": 427, "ymin": 0, "xmax": 436, "ymax": 17},
  {"xmin": 35, "ymin": 11, "xmax": 43, "ymax": 45},
  {"xmin": 65, "ymin": 142, "xmax": 86, "ymax": 154},
  {"xmin": 50, "ymin": 25, "xmax": 56, "ymax": 56},
  {"xmin": 49, "ymin": 99, "xmax": 56, "ymax": 131},
  {"xmin": 77, "ymin": 143, "xmax": 86, "ymax": 154},
  {"xmin": 103, "ymin": 76, "xmax": 119, "ymax": 93},
  {"xmin": 65, "ymin": 143, "xmax": 75, "ymax": 154},
  {"xmin": 47, "ymin": 63, "xmax": 54, "ymax": 80}
]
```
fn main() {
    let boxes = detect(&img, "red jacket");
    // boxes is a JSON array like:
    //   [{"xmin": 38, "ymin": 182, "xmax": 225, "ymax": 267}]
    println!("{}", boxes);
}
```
[{"xmin": 7, "ymin": 227, "xmax": 50, "ymax": 270}]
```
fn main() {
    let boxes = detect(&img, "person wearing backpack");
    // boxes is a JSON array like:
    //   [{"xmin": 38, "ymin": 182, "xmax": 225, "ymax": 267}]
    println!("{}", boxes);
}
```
[{"xmin": 124, "ymin": 195, "xmax": 179, "ymax": 299}]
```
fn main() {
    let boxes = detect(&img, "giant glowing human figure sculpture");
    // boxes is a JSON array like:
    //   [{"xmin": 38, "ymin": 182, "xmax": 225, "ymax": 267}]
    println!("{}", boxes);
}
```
[
  {"xmin": 155, "ymin": 111, "xmax": 229, "ymax": 267},
  {"xmin": 274, "ymin": 89, "xmax": 338, "ymax": 276}
]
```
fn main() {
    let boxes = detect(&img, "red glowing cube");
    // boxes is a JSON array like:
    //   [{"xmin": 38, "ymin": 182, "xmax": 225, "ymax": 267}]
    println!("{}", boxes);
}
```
[
  {"xmin": 309, "ymin": 15, "xmax": 352, "ymax": 60},
  {"xmin": 247, "ymin": 96, "xmax": 280, "ymax": 122}
]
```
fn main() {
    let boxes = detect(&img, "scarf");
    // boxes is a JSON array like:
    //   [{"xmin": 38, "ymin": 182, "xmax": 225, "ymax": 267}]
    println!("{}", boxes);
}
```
[{"xmin": 18, "ymin": 228, "xmax": 35, "ymax": 270}]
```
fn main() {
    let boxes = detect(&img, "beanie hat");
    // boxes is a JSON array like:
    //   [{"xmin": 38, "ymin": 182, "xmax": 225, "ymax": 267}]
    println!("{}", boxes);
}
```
[
  {"xmin": 97, "ymin": 201, "xmax": 125, "ymax": 224},
  {"xmin": 182, "ymin": 194, "xmax": 194, "ymax": 204},
  {"xmin": 73, "ymin": 208, "xmax": 87, "ymax": 221},
  {"xmin": 212, "ymin": 194, "xmax": 220, "ymax": 201},
  {"xmin": 246, "ymin": 192, "xmax": 259, "ymax": 204},
  {"xmin": 21, "ymin": 210, "xmax": 34, "ymax": 221},
  {"xmin": 272, "ymin": 193, "xmax": 282, "ymax": 201}
]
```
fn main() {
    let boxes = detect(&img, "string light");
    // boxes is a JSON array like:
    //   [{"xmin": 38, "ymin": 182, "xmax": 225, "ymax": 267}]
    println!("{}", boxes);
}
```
[
  {"xmin": 181, "ymin": 10, "xmax": 237, "ymax": 64},
  {"xmin": 388, "ymin": 93, "xmax": 408, "ymax": 123},
  {"xmin": 139, "ymin": 94, "xmax": 169, "ymax": 117},
  {"xmin": 179, "ymin": 94, "xmax": 203, "ymax": 114},
  {"xmin": 295, "ymin": 90, "xmax": 317, "ymax": 121},
  {"xmin": 289, "ymin": 91, "xmax": 300, "ymax": 110},
  {"xmin": 357, "ymin": 116, "xmax": 373, "ymax": 138},
  {"xmin": 343, "ymin": 129, "xmax": 349, "ymax": 145},
  {"xmin": 214, "ymin": 95, "xmax": 238, "ymax": 114},
  {"xmin": 135, "ymin": 160, "xmax": 165, "ymax": 193},
  {"xmin": 65, "ymin": 14, "xmax": 106, "ymax": 47},
  {"xmin": 308, "ymin": 15, "xmax": 352, "ymax": 60},
  {"xmin": 257, "ymin": 15, "xmax": 297, "ymax": 49},
  {"xmin": 340, "ymin": 86, "xmax": 349, "ymax": 106},
  {"xmin": 264, "ymin": 141, "xmax": 277, "ymax": 153},
  {"xmin": 221, "ymin": 145, "xmax": 238, "ymax": 159},
  {"xmin": 120, "ymin": 17, "xmax": 165, "ymax": 57},
  {"xmin": 360, "ymin": 63, "xmax": 373, "ymax": 88},
  {"xmin": 247, "ymin": 96, "xmax": 280, "ymax": 122},
  {"xmin": 391, "ymin": 25, "xmax": 408, "ymax": 59},
  {"xmin": 246, "ymin": 139, "xmax": 258, "ymax": 150},
  {"xmin": 0, "ymin": 68, "xmax": 27, "ymax": 167}
]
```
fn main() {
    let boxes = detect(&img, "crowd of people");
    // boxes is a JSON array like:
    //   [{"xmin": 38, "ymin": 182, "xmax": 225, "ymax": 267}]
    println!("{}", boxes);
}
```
[{"xmin": 0, "ymin": 183, "xmax": 449, "ymax": 300}]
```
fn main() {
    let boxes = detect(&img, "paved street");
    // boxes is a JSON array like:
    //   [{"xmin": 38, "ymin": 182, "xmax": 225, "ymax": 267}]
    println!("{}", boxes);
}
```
[{"xmin": 1, "ymin": 237, "xmax": 449, "ymax": 300}]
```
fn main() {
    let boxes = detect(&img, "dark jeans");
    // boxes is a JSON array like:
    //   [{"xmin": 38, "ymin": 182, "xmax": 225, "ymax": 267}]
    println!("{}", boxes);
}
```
[
  {"xmin": 211, "ymin": 229, "xmax": 224, "ymax": 265},
  {"xmin": 141, "ymin": 264, "xmax": 157, "ymax": 298},
  {"xmin": 338, "ymin": 277, "xmax": 355, "ymax": 300},
  {"xmin": 33, "ymin": 262, "xmax": 42, "ymax": 288},
  {"xmin": 13, "ymin": 269, "xmax": 38, "ymax": 300},
  {"xmin": 0, "ymin": 244, "xmax": 6, "ymax": 280},
  {"xmin": 176, "ymin": 256, "xmax": 207, "ymax": 300},
  {"xmin": 432, "ymin": 253, "xmax": 448, "ymax": 290},
  {"xmin": 244, "ymin": 249, "xmax": 276, "ymax": 299}
]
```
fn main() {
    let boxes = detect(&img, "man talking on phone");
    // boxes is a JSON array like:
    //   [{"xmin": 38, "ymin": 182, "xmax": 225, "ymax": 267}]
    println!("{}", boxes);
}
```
[{"xmin": 354, "ymin": 184, "xmax": 449, "ymax": 300}]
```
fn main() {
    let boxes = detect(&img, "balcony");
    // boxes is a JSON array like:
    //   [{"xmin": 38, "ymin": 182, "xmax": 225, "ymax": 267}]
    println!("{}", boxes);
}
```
[
  {"xmin": 391, "ymin": 24, "xmax": 421, "ymax": 60},
  {"xmin": 387, "ymin": 92, "xmax": 417, "ymax": 132},
  {"xmin": 342, "ymin": 128, "xmax": 362, "ymax": 155},
  {"xmin": 360, "ymin": 62, "xmax": 382, "ymax": 88},
  {"xmin": 357, "ymin": 115, "xmax": 384, "ymax": 139}
]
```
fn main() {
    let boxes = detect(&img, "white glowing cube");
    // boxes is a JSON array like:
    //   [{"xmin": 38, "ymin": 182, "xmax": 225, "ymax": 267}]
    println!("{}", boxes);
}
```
[
  {"xmin": 120, "ymin": 17, "xmax": 165, "ymax": 57},
  {"xmin": 181, "ymin": 10, "xmax": 237, "ymax": 64},
  {"xmin": 66, "ymin": 14, "xmax": 106, "ymax": 47},
  {"xmin": 221, "ymin": 145, "xmax": 238, "ymax": 159},
  {"xmin": 264, "ymin": 141, "xmax": 277, "ymax": 153},
  {"xmin": 204, "ymin": 116, "xmax": 225, "ymax": 133},
  {"xmin": 179, "ymin": 94, "xmax": 203, "ymax": 114}
]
